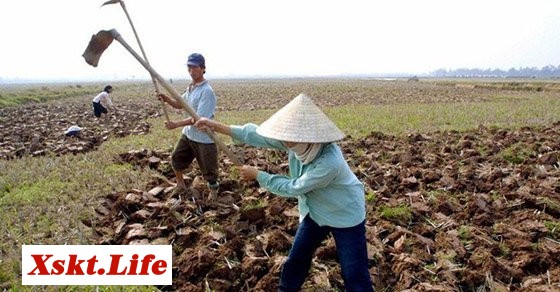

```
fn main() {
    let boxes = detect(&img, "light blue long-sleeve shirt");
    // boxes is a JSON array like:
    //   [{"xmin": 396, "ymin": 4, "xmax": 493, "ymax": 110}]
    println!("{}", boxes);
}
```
[
  {"xmin": 182, "ymin": 80, "xmax": 216, "ymax": 144},
  {"xmin": 231, "ymin": 123, "xmax": 366, "ymax": 228}
]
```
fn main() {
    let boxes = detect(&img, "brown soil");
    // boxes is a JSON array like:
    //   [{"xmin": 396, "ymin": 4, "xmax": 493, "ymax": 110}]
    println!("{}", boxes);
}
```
[
  {"xmin": 89, "ymin": 122, "xmax": 560, "ymax": 291},
  {"xmin": 0, "ymin": 97, "xmax": 157, "ymax": 159}
]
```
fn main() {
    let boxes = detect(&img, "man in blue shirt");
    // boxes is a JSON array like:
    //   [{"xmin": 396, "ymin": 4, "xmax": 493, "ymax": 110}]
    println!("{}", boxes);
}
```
[
  {"xmin": 157, "ymin": 53, "xmax": 219, "ymax": 201},
  {"xmin": 195, "ymin": 94, "xmax": 374, "ymax": 291}
]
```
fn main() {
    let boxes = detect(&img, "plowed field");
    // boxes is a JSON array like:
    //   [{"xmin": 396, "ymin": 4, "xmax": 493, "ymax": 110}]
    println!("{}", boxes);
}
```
[{"xmin": 1, "ymin": 79, "xmax": 559, "ymax": 291}]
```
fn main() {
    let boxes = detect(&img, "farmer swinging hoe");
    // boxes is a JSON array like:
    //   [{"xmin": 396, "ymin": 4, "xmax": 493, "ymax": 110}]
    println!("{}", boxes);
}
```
[{"xmin": 82, "ymin": 0, "xmax": 242, "ymax": 166}]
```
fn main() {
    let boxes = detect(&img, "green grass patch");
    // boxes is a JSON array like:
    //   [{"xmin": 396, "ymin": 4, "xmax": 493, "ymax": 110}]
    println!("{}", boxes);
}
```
[
  {"xmin": 365, "ymin": 189, "xmax": 377, "ymax": 203},
  {"xmin": 216, "ymin": 95, "xmax": 560, "ymax": 137},
  {"xmin": 0, "ymin": 179, "xmax": 66, "ymax": 205},
  {"xmin": 379, "ymin": 204, "xmax": 412, "ymax": 222},
  {"xmin": 0, "ymin": 84, "xmax": 99, "ymax": 108},
  {"xmin": 329, "ymin": 96, "xmax": 560, "ymax": 136},
  {"xmin": 0, "ymin": 82, "xmax": 150, "ymax": 108},
  {"xmin": 498, "ymin": 242, "xmax": 512, "ymax": 258},
  {"xmin": 102, "ymin": 119, "xmax": 178, "ymax": 153},
  {"xmin": 103, "ymin": 163, "xmax": 134, "ymax": 176},
  {"xmin": 458, "ymin": 225, "xmax": 472, "ymax": 240},
  {"xmin": 538, "ymin": 197, "xmax": 560, "ymax": 214},
  {"xmin": 499, "ymin": 143, "xmax": 533, "ymax": 164},
  {"xmin": 242, "ymin": 198, "xmax": 268, "ymax": 211},
  {"xmin": 544, "ymin": 221, "xmax": 560, "ymax": 239}
]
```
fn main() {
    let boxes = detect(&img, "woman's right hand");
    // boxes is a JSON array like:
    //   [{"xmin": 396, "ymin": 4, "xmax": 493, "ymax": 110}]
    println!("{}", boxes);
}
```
[{"xmin": 194, "ymin": 118, "xmax": 213, "ymax": 132}]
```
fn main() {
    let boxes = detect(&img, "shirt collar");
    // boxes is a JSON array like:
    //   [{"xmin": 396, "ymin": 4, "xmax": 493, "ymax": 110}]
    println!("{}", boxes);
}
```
[{"xmin": 188, "ymin": 80, "xmax": 207, "ymax": 92}]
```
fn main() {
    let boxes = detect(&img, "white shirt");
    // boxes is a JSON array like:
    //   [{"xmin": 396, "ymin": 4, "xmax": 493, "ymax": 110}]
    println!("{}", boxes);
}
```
[{"xmin": 92, "ymin": 91, "xmax": 113, "ymax": 107}]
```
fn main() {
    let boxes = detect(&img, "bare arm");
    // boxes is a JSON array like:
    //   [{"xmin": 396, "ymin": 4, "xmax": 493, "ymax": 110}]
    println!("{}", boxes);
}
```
[
  {"xmin": 194, "ymin": 117, "xmax": 232, "ymax": 136},
  {"xmin": 157, "ymin": 93, "xmax": 183, "ymax": 109},
  {"xmin": 165, "ymin": 117, "xmax": 194, "ymax": 130}
]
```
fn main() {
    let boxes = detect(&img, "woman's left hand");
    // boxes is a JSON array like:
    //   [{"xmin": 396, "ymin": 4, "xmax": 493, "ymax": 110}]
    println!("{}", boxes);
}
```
[{"xmin": 237, "ymin": 165, "xmax": 258, "ymax": 181}]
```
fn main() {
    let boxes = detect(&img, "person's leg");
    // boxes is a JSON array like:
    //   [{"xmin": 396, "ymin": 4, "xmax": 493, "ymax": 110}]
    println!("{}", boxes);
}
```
[
  {"xmin": 174, "ymin": 171, "xmax": 187, "ymax": 190},
  {"xmin": 331, "ymin": 220, "xmax": 373, "ymax": 292},
  {"xmin": 94, "ymin": 102, "xmax": 110, "ymax": 124},
  {"xmin": 171, "ymin": 136, "xmax": 195, "ymax": 191},
  {"xmin": 93, "ymin": 102, "xmax": 102, "ymax": 118},
  {"xmin": 193, "ymin": 142, "xmax": 219, "ymax": 200},
  {"xmin": 279, "ymin": 215, "xmax": 328, "ymax": 292},
  {"xmin": 101, "ymin": 106, "xmax": 110, "ymax": 123}
]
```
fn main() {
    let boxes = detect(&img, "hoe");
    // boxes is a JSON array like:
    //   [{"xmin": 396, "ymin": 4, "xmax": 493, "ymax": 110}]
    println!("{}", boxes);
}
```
[
  {"xmin": 82, "ymin": 29, "xmax": 242, "ymax": 165},
  {"xmin": 101, "ymin": 0, "xmax": 171, "ymax": 122}
]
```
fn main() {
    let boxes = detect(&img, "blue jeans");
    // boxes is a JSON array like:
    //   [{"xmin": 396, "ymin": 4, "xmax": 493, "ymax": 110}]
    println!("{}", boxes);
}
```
[{"xmin": 279, "ymin": 215, "xmax": 374, "ymax": 292}]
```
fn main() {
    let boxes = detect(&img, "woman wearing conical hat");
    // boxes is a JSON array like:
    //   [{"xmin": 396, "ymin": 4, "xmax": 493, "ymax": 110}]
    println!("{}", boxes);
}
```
[{"xmin": 195, "ymin": 93, "xmax": 373, "ymax": 291}]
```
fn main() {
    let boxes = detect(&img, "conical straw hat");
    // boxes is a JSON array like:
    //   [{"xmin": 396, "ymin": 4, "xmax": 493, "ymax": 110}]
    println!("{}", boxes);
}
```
[{"xmin": 256, "ymin": 93, "xmax": 345, "ymax": 143}]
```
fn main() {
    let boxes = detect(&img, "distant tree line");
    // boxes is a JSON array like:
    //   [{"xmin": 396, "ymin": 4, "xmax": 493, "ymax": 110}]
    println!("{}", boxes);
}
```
[{"xmin": 430, "ymin": 65, "xmax": 560, "ymax": 78}]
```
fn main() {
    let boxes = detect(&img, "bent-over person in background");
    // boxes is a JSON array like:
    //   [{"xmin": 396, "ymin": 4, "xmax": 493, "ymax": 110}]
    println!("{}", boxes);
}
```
[{"xmin": 92, "ymin": 85, "xmax": 114, "ymax": 118}]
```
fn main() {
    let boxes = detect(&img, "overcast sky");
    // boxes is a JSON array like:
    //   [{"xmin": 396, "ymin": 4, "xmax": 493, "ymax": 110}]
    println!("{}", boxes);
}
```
[{"xmin": 1, "ymin": 0, "xmax": 559, "ymax": 82}]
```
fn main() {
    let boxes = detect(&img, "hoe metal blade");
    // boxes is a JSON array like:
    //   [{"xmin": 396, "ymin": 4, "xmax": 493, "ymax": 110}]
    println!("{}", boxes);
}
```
[
  {"xmin": 101, "ymin": 0, "xmax": 121, "ymax": 6},
  {"xmin": 82, "ymin": 30, "xmax": 114, "ymax": 67}
]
